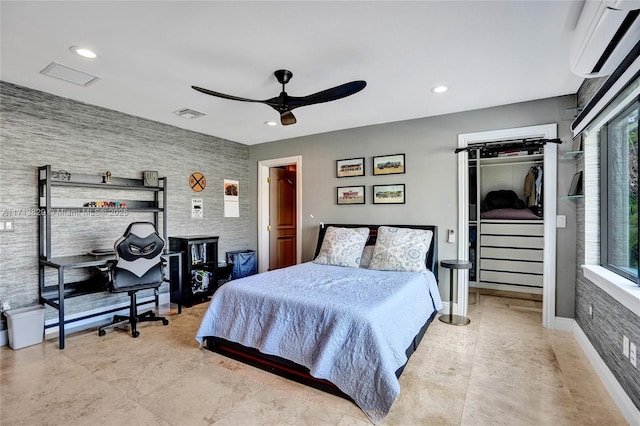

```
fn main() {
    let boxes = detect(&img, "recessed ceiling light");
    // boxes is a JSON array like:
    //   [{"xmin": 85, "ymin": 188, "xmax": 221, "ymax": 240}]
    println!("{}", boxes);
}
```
[
  {"xmin": 431, "ymin": 85, "xmax": 448, "ymax": 94},
  {"xmin": 264, "ymin": 121, "xmax": 278, "ymax": 126},
  {"xmin": 70, "ymin": 46, "xmax": 98, "ymax": 59}
]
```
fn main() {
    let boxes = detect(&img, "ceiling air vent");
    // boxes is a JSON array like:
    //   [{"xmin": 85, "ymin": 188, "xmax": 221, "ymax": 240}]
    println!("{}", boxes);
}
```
[
  {"xmin": 174, "ymin": 108, "xmax": 205, "ymax": 119},
  {"xmin": 40, "ymin": 62, "xmax": 100, "ymax": 86}
]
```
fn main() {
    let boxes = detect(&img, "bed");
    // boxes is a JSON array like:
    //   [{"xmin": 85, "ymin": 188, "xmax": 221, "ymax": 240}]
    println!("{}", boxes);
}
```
[{"xmin": 195, "ymin": 224, "xmax": 442, "ymax": 424}]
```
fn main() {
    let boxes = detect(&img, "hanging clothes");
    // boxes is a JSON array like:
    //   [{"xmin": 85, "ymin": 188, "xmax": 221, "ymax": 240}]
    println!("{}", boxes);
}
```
[
  {"xmin": 523, "ymin": 166, "xmax": 543, "ymax": 216},
  {"xmin": 535, "ymin": 167, "xmax": 543, "ymax": 206},
  {"xmin": 524, "ymin": 167, "xmax": 537, "ymax": 207}
]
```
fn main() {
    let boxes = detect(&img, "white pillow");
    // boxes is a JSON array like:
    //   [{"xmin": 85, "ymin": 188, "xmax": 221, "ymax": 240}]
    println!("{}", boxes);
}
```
[
  {"xmin": 359, "ymin": 245, "xmax": 375, "ymax": 268},
  {"xmin": 313, "ymin": 226, "xmax": 370, "ymax": 268},
  {"xmin": 369, "ymin": 226, "xmax": 433, "ymax": 273}
]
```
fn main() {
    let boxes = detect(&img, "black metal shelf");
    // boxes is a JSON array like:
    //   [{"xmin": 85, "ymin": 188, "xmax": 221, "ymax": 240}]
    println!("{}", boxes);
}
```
[
  {"xmin": 46, "ymin": 180, "xmax": 163, "ymax": 191},
  {"xmin": 41, "ymin": 279, "xmax": 103, "ymax": 300}
]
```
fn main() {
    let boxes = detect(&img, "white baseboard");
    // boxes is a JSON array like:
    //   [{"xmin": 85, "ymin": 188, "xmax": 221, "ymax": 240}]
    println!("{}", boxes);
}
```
[
  {"xmin": 565, "ymin": 318, "xmax": 640, "ymax": 425},
  {"xmin": 553, "ymin": 316, "xmax": 574, "ymax": 332}
]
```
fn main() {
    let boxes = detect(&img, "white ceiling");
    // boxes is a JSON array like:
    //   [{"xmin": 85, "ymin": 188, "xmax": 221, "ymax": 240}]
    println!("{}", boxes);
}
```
[{"xmin": 0, "ymin": 1, "xmax": 585, "ymax": 145}]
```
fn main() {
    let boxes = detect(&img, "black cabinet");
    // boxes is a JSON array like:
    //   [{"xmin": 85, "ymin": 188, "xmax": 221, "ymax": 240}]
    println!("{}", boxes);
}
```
[{"xmin": 169, "ymin": 235, "xmax": 219, "ymax": 306}]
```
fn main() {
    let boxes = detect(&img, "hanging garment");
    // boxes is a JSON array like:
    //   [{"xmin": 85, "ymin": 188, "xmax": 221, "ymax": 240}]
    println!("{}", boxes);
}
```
[
  {"xmin": 534, "ymin": 167, "xmax": 543, "ymax": 206},
  {"xmin": 524, "ymin": 167, "xmax": 537, "ymax": 207}
]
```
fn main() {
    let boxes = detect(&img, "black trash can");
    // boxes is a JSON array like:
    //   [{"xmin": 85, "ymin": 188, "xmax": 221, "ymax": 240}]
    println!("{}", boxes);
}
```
[{"xmin": 226, "ymin": 250, "xmax": 257, "ymax": 279}]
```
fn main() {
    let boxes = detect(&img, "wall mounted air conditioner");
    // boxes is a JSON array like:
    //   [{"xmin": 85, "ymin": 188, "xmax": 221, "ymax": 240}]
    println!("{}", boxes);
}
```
[{"xmin": 571, "ymin": 0, "xmax": 640, "ymax": 78}]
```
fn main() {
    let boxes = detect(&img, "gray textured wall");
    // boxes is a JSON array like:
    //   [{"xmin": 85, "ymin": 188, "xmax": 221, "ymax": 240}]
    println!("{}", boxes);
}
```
[
  {"xmin": 0, "ymin": 82, "xmax": 250, "ymax": 320},
  {"xmin": 248, "ymin": 95, "xmax": 578, "ymax": 317},
  {"xmin": 574, "ymin": 79, "xmax": 640, "ymax": 410}
]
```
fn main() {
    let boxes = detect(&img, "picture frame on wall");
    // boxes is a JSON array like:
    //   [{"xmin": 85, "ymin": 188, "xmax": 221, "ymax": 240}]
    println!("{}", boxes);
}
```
[
  {"xmin": 337, "ymin": 186, "xmax": 365, "ymax": 205},
  {"xmin": 336, "ymin": 157, "xmax": 365, "ymax": 177},
  {"xmin": 373, "ymin": 184, "xmax": 405, "ymax": 204},
  {"xmin": 373, "ymin": 154, "xmax": 405, "ymax": 175}
]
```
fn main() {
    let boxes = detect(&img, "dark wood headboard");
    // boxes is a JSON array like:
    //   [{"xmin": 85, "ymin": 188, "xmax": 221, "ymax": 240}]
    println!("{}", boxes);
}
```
[{"xmin": 313, "ymin": 224, "xmax": 438, "ymax": 281}]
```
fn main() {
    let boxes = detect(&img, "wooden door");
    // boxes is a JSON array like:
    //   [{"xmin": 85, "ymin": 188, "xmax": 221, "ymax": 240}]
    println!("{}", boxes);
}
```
[{"xmin": 269, "ymin": 167, "xmax": 297, "ymax": 270}]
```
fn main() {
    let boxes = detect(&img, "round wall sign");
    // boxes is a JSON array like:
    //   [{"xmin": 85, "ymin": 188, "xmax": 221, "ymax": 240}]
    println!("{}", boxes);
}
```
[{"xmin": 189, "ymin": 172, "xmax": 206, "ymax": 192}]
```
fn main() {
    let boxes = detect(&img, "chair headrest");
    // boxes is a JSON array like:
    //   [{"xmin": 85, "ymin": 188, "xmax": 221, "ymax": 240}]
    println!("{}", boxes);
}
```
[{"xmin": 116, "ymin": 222, "xmax": 165, "ymax": 262}]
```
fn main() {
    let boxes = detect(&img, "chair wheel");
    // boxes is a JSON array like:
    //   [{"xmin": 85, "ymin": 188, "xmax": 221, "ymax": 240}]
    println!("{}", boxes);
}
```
[
  {"xmin": 98, "ymin": 330, "xmax": 106, "ymax": 336},
  {"xmin": 162, "ymin": 319, "xmax": 169, "ymax": 326},
  {"xmin": 132, "ymin": 331, "xmax": 140, "ymax": 338}
]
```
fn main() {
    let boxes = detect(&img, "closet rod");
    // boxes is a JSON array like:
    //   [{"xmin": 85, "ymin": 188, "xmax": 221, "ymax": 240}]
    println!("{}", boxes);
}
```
[
  {"xmin": 480, "ymin": 160, "xmax": 544, "ymax": 167},
  {"xmin": 454, "ymin": 137, "xmax": 562, "ymax": 154}
]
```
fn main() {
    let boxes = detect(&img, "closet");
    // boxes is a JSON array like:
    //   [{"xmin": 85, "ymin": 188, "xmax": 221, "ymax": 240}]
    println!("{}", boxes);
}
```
[
  {"xmin": 459, "ymin": 138, "xmax": 557, "ymax": 300},
  {"xmin": 466, "ymin": 139, "xmax": 554, "ymax": 295},
  {"xmin": 457, "ymin": 124, "xmax": 558, "ymax": 328}
]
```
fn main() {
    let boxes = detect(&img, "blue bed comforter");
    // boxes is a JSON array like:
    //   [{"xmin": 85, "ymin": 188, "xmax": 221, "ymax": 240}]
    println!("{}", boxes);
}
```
[{"xmin": 195, "ymin": 262, "xmax": 442, "ymax": 423}]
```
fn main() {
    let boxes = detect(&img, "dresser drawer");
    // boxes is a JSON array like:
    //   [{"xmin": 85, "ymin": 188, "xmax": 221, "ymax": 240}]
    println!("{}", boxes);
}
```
[
  {"xmin": 480, "ymin": 258, "xmax": 543, "ymax": 274},
  {"xmin": 480, "ymin": 247, "xmax": 544, "ymax": 262},
  {"xmin": 481, "ymin": 234, "xmax": 543, "ymax": 249},
  {"xmin": 481, "ymin": 222, "xmax": 544, "ymax": 236},
  {"xmin": 480, "ymin": 270, "xmax": 543, "ymax": 287}
]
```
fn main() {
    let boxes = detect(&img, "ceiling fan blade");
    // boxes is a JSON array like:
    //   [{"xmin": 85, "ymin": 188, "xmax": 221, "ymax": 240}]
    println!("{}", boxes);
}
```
[
  {"xmin": 191, "ymin": 86, "xmax": 266, "ymax": 103},
  {"xmin": 285, "ymin": 80, "xmax": 366, "ymax": 109},
  {"xmin": 280, "ymin": 110, "xmax": 297, "ymax": 126}
]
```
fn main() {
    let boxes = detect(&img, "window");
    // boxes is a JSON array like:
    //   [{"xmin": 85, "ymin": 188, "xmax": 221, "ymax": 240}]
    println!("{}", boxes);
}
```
[{"xmin": 600, "ymin": 98, "xmax": 639, "ymax": 284}]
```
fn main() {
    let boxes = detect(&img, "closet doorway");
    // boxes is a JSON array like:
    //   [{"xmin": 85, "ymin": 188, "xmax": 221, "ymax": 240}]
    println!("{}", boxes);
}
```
[
  {"xmin": 258, "ymin": 156, "xmax": 303, "ymax": 273},
  {"xmin": 457, "ymin": 124, "xmax": 558, "ymax": 329}
]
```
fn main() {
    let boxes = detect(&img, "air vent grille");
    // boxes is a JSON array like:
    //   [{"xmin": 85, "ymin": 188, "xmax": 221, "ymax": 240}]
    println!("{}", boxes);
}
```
[
  {"xmin": 40, "ymin": 62, "xmax": 100, "ymax": 86},
  {"xmin": 174, "ymin": 108, "xmax": 205, "ymax": 119}
]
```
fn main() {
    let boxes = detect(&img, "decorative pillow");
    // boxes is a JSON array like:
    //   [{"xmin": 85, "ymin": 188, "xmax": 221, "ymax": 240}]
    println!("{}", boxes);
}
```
[
  {"xmin": 359, "ymin": 245, "xmax": 375, "ymax": 268},
  {"xmin": 369, "ymin": 226, "xmax": 433, "ymax": 273},
  {"xmin": 313, "ymin": 226, "xmax": 370, "ymax": 268}
]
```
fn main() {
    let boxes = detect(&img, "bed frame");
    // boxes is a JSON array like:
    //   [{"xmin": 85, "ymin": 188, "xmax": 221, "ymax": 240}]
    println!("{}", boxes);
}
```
[{"xmin": 204, "ymin": 224, "xmax": 439, "ymax": 400}]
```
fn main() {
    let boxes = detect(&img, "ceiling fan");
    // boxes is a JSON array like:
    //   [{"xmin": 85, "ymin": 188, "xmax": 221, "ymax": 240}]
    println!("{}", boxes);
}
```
[{"xmin": 192, "ymin": 69, "xmax": 366, "ymax": 126}]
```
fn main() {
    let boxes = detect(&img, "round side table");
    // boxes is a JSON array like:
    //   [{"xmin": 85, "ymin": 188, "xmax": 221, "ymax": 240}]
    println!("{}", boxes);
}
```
[{"xmin": 439, "ymin": 259, "xmax": 472, "ymax": 326}]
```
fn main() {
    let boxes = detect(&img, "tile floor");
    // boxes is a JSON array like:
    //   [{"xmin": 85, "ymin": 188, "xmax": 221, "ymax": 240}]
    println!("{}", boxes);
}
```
[{"xmin": 0, "ymin": 295, "xmax": 628, "ymax": 425}]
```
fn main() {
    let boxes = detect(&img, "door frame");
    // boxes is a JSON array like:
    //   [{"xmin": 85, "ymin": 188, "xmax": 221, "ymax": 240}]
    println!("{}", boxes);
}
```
[
  {"xmin": 457, "ymin": 124, "xmax": 557, "ymax": 329},
  {"xmin": 258, "ymin": 156, "xmax": 302, "ymax": 273}
]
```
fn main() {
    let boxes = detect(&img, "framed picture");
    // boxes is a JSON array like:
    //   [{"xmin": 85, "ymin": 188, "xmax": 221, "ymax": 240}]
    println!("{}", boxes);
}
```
[
  {"xmin": 373, "ymin": 184, "xmax": 405, "ymax": 204},
  {"xmin": 373, "ymin": 154, "xmax": 405, "ymax": 175},
  {"xmin": 337, "ymin": 186, "xmax": 365, "ymax": 205},
  {"xmin": 568, "ymin": 171, "xmax": 583, "ymax": 196},
  {"xmin": 336, "ymin": 157, "xmax": 365, "ymax": 177}
]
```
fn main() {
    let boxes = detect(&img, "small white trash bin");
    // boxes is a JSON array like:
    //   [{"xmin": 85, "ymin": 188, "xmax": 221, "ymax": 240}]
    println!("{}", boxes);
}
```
[{"xmin": 5, "ymin": 305, "xmax": 45, "ymax": 349}]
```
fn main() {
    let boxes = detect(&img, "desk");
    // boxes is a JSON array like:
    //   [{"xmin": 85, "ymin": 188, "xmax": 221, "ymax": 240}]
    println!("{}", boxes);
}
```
[
  {"xmin": 39, "ymin": 251, "xmax": 183, "ymax": 349},
  {"xmin": 439, "ymin": 259, "xmax": 472, "ymax": 326}
]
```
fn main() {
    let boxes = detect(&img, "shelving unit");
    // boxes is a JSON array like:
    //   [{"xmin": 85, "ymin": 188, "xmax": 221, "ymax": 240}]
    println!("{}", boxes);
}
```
[
  {"xmin": 37, "ymin": 165, "xmax": 179, "ymax": 349},
  {"xmin": 169, "ymin": 235, "xmax": 219, "ymax": 306},
  {"xmin": 38, "ymin": 165, "xmax": 167, "ymax": 261},
  {"xmin": 467, "ymin": 147, "xmax": 546, "ymax": 295}
]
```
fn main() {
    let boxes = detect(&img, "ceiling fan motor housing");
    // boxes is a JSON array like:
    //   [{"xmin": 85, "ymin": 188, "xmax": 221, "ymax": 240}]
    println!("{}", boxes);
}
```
[{"xmin": 274, "ymin": 69, "xmax": 293, "ymax": 85}]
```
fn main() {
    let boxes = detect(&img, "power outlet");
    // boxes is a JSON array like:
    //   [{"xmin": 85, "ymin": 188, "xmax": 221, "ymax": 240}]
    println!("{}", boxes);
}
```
[
  {"xmin": 1, "ymin": 301, "xmax": 10, "ymax": 311},
  {"xmin": 623, "ymin": 335, "xmax": 630, "ymax": 358},
  {"xmin": 631, "ymin": 343, "xmax": 637, "ymax": 368}
]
